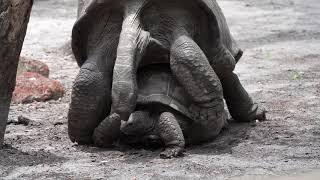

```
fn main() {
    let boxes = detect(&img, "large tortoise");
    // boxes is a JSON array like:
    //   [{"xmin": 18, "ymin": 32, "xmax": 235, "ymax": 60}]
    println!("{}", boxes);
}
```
[
  {"xmin": 68, "ymin": 0, "xmax": 266, "ymax": 145},
  {"xmin": 117, "ymin": 64, "xmax": 227, "ymax": 158}
]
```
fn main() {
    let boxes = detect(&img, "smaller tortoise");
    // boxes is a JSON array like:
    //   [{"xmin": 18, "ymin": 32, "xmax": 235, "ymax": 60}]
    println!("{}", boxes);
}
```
[{"xmin": 120, "ymin": 64, "xmax": 227, "ymax": 158}]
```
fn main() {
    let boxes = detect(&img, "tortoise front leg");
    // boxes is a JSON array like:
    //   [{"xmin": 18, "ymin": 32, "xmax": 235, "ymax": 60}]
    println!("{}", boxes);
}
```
[
  {"xmin": 158, "ymin": 112, "xmax": 185, "ymax": 159},
  {"xmin": 170, "ymin": 35, "xmax": 227, "ymax": 138},
  {"xmin": 92, "ymin": 113, "xmax": 121, "ymax": 147},
  {"xmin": 219, "ymin": 72, "xmax": 266, "ymax": 122},
  {"xmin": 208, "ymin": 47, "xmax": 266, "ymax": 122}
]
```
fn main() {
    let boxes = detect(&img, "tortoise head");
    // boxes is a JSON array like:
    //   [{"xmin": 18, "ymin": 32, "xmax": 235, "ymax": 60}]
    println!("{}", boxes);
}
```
[{"xmin": 120, "ymin": 111, "xmax": 156, "ymax": 136}]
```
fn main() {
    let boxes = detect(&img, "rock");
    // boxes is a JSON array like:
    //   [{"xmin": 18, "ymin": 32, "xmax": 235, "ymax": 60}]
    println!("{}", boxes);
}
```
[
  {"xmin": 12, "ymin": 72, "xmax": 65, "ymax": 104},
  {"xmin": 6, "ymin": 119, "xmax": 15, "ymax": 125},
  {"xmin": 17, "ymin": 116, "xmax": 31, "ymax": 125},
  {"xmin": 17, "ymin": 116, "xmax": 30, "ymax": 126},
  {"xmin": 17, "ymin": 57, "xmax": 50, "ymax": 77},
  {"xmin": 7, "ymin": 116, "xmax": 30, "ymax": 126},
  {"xmin": 54, "ymin": 122, "xmax": 64, "ymax": 126}
]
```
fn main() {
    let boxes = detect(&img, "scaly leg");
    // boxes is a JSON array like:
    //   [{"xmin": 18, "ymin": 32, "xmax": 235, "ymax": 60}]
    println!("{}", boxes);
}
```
[
  {"xmin": 68, "ymin": 58, "xmax": 111, "ymax": 144},
  {"xmin": 158, "ymin": 112, "xmax": 185, "ymax": 159},
  {"xmin": 208, "ymin": 47, "xmax": 266, "ymax": 122},
  {"xmin": 220, "ymin": 72, "xmax": 266, "ymax": 122},
  {"xmin": 170, "ymin": 35, "xmax": 227, "ymax": 138}
]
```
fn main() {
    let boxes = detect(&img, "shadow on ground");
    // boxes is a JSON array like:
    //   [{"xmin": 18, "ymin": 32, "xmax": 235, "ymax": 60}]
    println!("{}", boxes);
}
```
[{"xmin": 0, "ymin": 144, "xmax": 66, "ymax": 177}]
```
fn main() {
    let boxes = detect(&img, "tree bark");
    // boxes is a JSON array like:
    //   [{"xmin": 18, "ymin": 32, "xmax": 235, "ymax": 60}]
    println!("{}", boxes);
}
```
[{"xmin": 0, "ymin": 0, "xmax": 33, "ymax": 148}]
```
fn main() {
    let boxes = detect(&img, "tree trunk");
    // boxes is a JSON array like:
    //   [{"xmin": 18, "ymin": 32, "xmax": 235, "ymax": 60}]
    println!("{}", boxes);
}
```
[{"xmin": 0, "ymin": 0, "xmax": 33, "ymax": 148}]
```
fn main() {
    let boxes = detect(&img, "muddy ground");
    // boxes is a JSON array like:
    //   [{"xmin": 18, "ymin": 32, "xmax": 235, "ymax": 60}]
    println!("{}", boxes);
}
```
[{"xmin": 1, "ymin": 0, "xmax": 320, "ymax": 179}]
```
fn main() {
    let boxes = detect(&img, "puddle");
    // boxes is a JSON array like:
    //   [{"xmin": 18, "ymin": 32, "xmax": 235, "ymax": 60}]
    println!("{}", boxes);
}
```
[{"xmin": 230, "ymin": 169, "xmax": 320, "ymax": 180}]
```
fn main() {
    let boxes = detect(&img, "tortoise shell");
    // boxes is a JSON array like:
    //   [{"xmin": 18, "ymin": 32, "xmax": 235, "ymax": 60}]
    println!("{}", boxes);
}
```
[
  {"xmin": 72, "ymin": 0, "xmax": 242, "ymax": 67},
  {"xmin": 136, "ymin": 64, "xmax": 193, "ymax": 119}
]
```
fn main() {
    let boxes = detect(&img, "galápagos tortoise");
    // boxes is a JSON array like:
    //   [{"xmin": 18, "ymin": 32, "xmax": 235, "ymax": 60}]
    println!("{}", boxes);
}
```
[
  {"xmin": 69, "ymin": 0, "xmax": 266, "ymax": 146},
  {"xmin": 119, "ymin": 64, "xmax": 228, "ymax": 158}
]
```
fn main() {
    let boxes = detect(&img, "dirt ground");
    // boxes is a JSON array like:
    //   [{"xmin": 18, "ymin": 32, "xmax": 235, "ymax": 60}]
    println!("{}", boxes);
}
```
[{"xmin": 1, "ymin": 0, "xmax": 320, "ymax": 179}]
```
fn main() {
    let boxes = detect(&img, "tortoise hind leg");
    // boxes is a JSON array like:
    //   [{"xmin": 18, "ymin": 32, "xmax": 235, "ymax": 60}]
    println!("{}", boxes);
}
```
[
  {"xmin": 68, "ymin": 61, "xmax": 111, "ymax": 144},
  {"xmin": 170, "ymin": 35, "xmax": 226, "ymax": 138},
  {"xmin": 158, "ymin": 112, "xmax": 185, "ymax": 159}
]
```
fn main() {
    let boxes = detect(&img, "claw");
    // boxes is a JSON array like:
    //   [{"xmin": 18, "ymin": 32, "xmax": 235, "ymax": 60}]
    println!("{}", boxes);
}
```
[
  {"xmin": 256, "ymin": 108, "xmax": 267, "ymax": 121},
  {"xmin": 159, "ymin": 147, "xmax": 184, "ymax": 159}
]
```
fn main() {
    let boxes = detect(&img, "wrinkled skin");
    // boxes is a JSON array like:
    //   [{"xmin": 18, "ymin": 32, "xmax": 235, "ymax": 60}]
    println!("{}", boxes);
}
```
[
  {"xmin": 121, "ymin": 108, "xmax": 228, "ymax": 159},
  {"xmin": 118, "ymin": 63, "xmax": 227, "ymax": 158},
  {"xmin": 121, "ymin": 110, "xmax": 186, "ymax": 159},
  {"xmin": 68, "ymin": 0, "xmax": 266, "ymax": 146}
]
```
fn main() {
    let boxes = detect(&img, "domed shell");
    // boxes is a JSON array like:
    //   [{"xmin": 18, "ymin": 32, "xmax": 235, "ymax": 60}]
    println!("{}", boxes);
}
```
[
  {"xmin": 136, "ymin": 64, "xmax": 193, "ymax": 119},
  {"xmin": 72, "ymin": 0, "xmax": 242, "ymax": 67}
]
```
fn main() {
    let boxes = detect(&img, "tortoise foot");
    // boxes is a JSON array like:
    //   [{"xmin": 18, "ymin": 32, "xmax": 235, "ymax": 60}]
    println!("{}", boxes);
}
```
[
  {"xmin": 92, "ymin": 113, "xmax": 121, "ymax": 147},
  {"xmin": 160, "ymin": 147, "xmax": 184, "ymax": 159},
  {"xmin": 253, "ymin": 107, "xmax": 267, "ymax": 121},
  {"xmin": 233, "ymin": 103, "xmax": 268, "ymax": 122}
]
